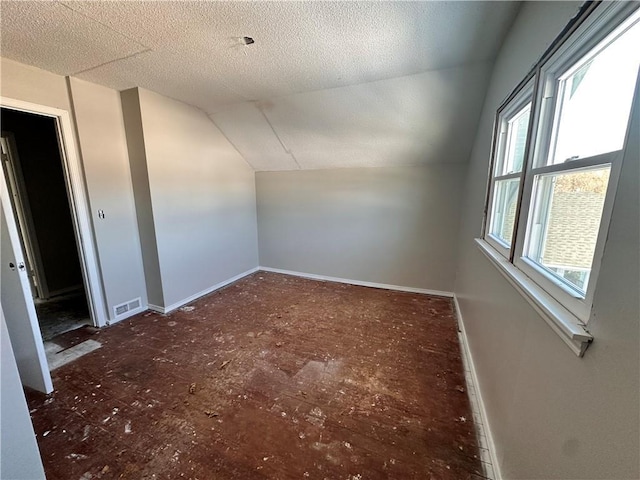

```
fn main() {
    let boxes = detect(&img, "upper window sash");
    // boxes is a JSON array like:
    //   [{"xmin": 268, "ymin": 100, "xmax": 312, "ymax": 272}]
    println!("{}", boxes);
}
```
[{"xmin": 532, "ymin": 3, "xmax": 640, "ymax": 170}]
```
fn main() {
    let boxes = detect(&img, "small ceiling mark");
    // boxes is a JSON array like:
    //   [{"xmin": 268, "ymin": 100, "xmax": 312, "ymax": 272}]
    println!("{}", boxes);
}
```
[{"xmin": 242, "ymin": 36, "xmax": 255, "ymax": 45}]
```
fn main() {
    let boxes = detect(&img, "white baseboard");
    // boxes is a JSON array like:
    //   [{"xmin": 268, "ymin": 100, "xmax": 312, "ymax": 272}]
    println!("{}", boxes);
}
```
[
  {"xmin": 258, "ymin": 266, "xmax": 453, "ymax": 297},
  {"xmin": 145, "ymin": 266, "xmax": 451, "ymax": 315},
  {"xmin": 454, "ymin": 294, "xmax": 501, "ymax": 480},
  {"xmin": 148, "ymin": 267, "xmax": 260, "ymax": 314}
]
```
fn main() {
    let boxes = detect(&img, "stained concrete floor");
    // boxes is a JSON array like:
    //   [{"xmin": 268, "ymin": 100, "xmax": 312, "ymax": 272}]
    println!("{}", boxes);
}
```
[{"xmin": 25, "ymin": 272, "xmax": 485, "ymax": 480}]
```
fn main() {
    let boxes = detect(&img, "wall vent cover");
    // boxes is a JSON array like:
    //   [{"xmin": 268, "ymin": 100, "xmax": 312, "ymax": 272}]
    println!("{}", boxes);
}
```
[{"xmin": 113, "ymin": 297, "xmax": 142, "ymax": 318}]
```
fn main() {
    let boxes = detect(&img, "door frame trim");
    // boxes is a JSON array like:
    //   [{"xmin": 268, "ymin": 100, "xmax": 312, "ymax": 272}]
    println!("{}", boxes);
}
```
[{"xmin": 1, "ymin": 96, "xmax": 107, "ymax": 328}]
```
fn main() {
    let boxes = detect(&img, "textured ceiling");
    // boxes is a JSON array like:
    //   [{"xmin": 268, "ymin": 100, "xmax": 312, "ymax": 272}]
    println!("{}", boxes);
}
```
[
  {"xmin": 1, "ymin": 1, "xmax": 519, "ymax": 113},
  {"xmin": 0, "ymin": 1, "xmax": 520, "ymax": 170}
]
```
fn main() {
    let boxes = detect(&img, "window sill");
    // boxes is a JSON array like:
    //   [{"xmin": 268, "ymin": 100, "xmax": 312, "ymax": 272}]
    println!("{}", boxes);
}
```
[{"xmin": 475, "ymin": 238, "xmax": 593, "ymax": 357}]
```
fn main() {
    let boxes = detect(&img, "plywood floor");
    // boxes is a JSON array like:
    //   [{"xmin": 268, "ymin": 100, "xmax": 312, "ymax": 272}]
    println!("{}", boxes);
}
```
[{"xmin": 26, "ymin": 272, "xmax": 486, "ymax": 479}]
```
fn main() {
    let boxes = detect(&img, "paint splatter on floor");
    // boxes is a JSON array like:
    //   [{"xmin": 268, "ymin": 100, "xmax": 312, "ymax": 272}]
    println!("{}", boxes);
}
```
[{"xmin": 25, "ymin": 272, "xmax": 486, "ymax": 479}]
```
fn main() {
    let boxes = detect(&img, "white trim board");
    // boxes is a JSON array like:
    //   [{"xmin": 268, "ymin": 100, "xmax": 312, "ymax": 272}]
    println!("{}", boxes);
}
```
[
  {"xmin": 148, "ymin": 267, "xmax": 260, "ymax": 314},
  {"xmin": 258, "ymin": 266, "xmax": 454, "ymax": 297},
  {"xmin": 454, "ymin": 294, "xmax": 502, "ymax": 480}
]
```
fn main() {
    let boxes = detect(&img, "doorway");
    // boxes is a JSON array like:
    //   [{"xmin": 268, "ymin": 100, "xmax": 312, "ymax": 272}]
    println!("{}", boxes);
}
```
[
  {"xmin": 1, "ymin": 108, "xmax": 92, "ymax": 340},
  {"xmin": 1, "ymin": 97, "xmax": 107, "ymax": 393}
]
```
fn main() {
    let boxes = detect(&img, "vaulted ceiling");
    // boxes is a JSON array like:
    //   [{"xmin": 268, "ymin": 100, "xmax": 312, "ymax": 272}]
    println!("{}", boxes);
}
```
[{"xmin": 1, "ymin": 1, "xmax": 520, "ymax": 170}]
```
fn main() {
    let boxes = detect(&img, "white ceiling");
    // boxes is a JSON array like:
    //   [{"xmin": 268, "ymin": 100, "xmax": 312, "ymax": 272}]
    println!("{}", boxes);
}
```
[{"xmin": 0, "ymin": 1, "xmax": 520, "ymax": 170}]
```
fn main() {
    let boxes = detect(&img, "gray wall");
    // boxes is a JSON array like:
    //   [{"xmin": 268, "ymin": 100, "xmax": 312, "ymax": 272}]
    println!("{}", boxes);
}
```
[
  {"xmin": 0, "ymin": 309, "xmax": 46, "ymax": 479},
  {"xmin": 454, "ymin": 2, "xmax": 640, "ymax": 478},
  {"xmin": 124, "ymin": 88, "xmax": 259, "ymax": 310},
  {"xmin": 0, "ymin": 57, "xmax": 72, "ymax": 112},
  {"xmin": 121, "ymin": 88, "xmax": 164, "ymax": 307},
  {"xmin": 257, "ymin": 165, "xmax": 465, "ymax": 292},
  {"xmin": 68, "ymin": 77, "xmax": 148, "ymax": 319}
]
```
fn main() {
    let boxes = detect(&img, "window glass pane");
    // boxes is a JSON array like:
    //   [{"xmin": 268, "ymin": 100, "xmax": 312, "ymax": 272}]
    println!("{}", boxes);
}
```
[
  {"xmin": 549, "ymin": 17, "xmax": 640, "ymax": 165},
  {"xmin": 526, "ymin": 166, "xmax": 611, "ymax": 293},
  {"xmin": 502, "ymin": 104, "xmax": 530, "ymax": 175},
  {"xmin": 489, "ymin": 178, "xmax": 520, "ymax": 246}
]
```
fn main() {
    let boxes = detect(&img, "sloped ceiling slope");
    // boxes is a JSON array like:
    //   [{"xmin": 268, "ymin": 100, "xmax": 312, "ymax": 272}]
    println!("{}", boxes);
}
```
[
  {"xmin": 0, "ymin": 1, "xmax": 520, "ymax": 170},
  {"xmin": 212, "ymin": 63, "xmax": 494, "ymax": 170}
]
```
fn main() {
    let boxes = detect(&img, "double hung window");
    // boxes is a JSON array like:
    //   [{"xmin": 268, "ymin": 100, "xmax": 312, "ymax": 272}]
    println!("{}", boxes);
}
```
[{"xmin": 481, "ymin": 3, "xmax": 640, "ymax": 355}]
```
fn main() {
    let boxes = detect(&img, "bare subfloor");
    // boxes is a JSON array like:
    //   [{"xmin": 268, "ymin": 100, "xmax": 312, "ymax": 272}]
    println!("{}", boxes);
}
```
[{"xmin": 26, "ymin": 272, "xmax": 485, "ymax": 479}]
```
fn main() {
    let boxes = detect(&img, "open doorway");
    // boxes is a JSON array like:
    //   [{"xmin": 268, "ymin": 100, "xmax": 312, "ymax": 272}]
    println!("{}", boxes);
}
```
[{"xmin": 1, "ymin": 108, "xmax": 92, "ymax": 341}]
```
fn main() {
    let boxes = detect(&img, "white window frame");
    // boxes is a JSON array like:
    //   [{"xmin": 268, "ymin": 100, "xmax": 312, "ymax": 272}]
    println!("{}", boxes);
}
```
[
  {"xmin": 484, "ymin": 80, "xmax": 534, "ymax": 258},
  {"xmin": 478, "ymin": 2, "xmax": 640, "ymax": 356}
]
